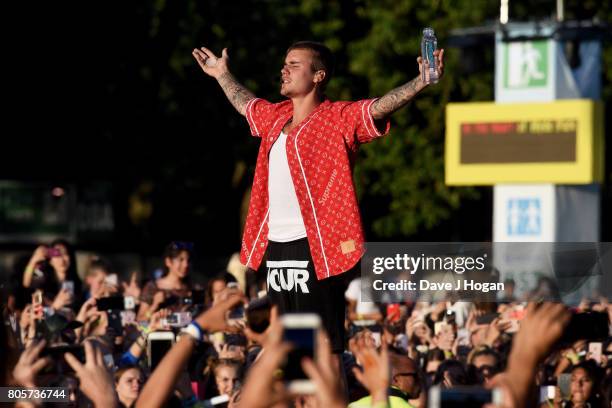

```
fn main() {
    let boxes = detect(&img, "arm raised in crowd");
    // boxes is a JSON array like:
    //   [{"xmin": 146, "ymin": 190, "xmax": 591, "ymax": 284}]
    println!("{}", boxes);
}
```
[
  {"xmin": 351, "ymin": 341, "xmax": 391, "ymax": 407},
  {"xmin": 64, "ymin": 340, "xmax": 119, "ymax": 408},
  {"xmin": 369, "ymin": 50, "xmax": 444, "ymax": 120},
  {"xmin": 135, "ymin": 292, "xmax": 245, "ymax": 408},
  {"xmin": 192, "ymin": 47, "xmax": 255, "ymax": 116},
  {"xmin": 22, "ymin": 246, "xmax": 47, "ymax": 288},
  {"xmin": 494, "ymin": 302, "xmax": 571, "ymax": 407}
]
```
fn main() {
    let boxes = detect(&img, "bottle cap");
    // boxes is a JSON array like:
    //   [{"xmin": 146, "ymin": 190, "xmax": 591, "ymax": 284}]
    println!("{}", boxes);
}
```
[{"xmin": 423, "ymin": 27, "xmax": 435, "ymax": 36}]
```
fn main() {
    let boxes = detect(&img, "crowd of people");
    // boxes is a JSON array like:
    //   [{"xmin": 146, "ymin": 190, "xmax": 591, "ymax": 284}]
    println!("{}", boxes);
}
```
[{"xmin": 1, "ymin": 240, "xmax": 611, "ymax": 407}]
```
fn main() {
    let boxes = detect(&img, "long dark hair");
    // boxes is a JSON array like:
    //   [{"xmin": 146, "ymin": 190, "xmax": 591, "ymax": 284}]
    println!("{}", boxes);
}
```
[
  {"xmin": 47, "ymin": 239, "xmax": 82, "ymax": 296},
  {"xmin": 161, "ymin": 241, "xmax": 193, "ymax": 282},
  {"xmin": 433, "ymin": 359, "xmax": 469, "ymax": 388}
]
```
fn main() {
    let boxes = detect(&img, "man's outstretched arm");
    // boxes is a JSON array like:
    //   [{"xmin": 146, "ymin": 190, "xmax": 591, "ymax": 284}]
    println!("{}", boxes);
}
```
[
  {"xmin": 193, "ymin": 47, "xmax": 255, "ymax": 116},
  {"xmin": 370, "ymin": 49, "xmax": 444, "ymax": 120}
]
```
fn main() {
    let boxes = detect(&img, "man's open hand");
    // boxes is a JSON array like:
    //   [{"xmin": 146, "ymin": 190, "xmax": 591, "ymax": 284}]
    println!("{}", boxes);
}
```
[{"xmin": 193, "ymin": 46, "xmax": 229, "ymax": 79}]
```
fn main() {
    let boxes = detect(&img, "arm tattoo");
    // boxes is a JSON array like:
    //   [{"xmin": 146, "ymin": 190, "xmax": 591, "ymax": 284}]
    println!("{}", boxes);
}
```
[
  {"xmin": 370, "ymin": 76, "xmax": 426, "ymax": 120},
  {"xmin": 217, "ymin": 72, "xmax": 256, "ymax": 116}
]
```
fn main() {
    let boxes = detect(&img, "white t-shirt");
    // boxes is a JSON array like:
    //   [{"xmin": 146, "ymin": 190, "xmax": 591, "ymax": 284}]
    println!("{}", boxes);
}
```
[
  {"xmin": 345, "ymin": 278, "xmax": 379, "ymax": 315},
  {"xmin": 268, "ymin": 132, "xmax": 307, "ymax": 242}
]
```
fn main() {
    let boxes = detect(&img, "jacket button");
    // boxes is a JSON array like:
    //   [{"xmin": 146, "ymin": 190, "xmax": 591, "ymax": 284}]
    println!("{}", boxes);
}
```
[{"xmin": 260, "ymin": 243, "xmax": 265, "ymax": 247}]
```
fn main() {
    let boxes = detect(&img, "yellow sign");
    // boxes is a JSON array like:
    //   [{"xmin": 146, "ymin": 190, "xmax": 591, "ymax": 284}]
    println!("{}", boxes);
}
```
[{"xmin": 445, "ymin": 99, "xmax": 604, "ymax": 185}]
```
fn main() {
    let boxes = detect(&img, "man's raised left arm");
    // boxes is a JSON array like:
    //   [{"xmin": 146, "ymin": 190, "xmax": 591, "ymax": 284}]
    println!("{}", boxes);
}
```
[{"xmin": 370, "ymin": 49, "xmax": 444, "ymax": 120}]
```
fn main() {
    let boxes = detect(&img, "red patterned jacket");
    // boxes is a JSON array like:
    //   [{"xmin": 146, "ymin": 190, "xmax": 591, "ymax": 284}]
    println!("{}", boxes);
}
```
[{"xmin": 240, "ymin": 97, "xmax": 390, "ymax": 280}]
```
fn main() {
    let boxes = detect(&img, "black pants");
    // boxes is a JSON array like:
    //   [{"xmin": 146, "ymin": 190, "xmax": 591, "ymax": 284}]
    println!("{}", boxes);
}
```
[{"xmin": 264, "ymin": 238, "xmax": 347, "ymax": 353}]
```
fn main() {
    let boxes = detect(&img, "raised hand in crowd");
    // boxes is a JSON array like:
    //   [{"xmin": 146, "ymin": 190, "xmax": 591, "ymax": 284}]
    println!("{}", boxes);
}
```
[
  {"xmin": 351, "ymin": 340, "xmax": 390, "ymax": 406},
  {"xmin": 301, "ymin": 331, "xmax": 347, "ymax": 408},
  {"xmin": 51, "ymin": 288, "xmax": 73, "ymax": 311},
  {"xmin": 11, "ymin": 339, "xmax": 51, "ymax": 387},
  {"xmin": 236, "ymin": 322, "xmax": 291, "ymax": 408},
  {"xmin": 483, "ymin": 317, "xmax": 511, "ymax": 347},
  {"xmin": 22, "ymin": 246, "xmax": 48, "ymax": 288},
  {"xmin": 243, "ymin": 305, "xmax": 278, "ymax": 346},
  {"xmin": 122, "ymin": 272, "xmax": 142, "ymax": 299},
  {"xmin": 65, "ymin": 340, "xmax": 118, "ymax": 407},
  {"xmin": 18, "ymin": 304, "xmax": 36, "ymax": 347},
  {"xmin": 136, "ymin": 292, "xmax": 246, "ymax": 408},
  {"xmin": 502, "ymin": 302, "xmax": 571, "ymax": 406},
  {"xmin": 149, "ymin": 308, "xmax": 171, "ymax": 332}
]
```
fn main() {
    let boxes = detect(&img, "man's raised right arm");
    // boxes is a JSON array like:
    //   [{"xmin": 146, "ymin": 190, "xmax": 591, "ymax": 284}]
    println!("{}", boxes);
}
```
[{"xmin": 193, "ymin": 47, "xmax": 255, "ymax": 116}]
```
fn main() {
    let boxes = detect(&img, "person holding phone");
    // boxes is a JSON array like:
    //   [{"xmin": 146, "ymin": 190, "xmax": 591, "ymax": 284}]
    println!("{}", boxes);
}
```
[
  {"xmin": 138, "ymin": 241, "xmax": 193, "ymax": 320},
  {"xmin": 21, "ymin": 240, "xmax": 81, "ymax": 312},
  {"xmin": 193, "ymin": 41, "xmax": 444, "ymax": 354},
  {"xmin": 562, "ymin": 360, "xmax": 605, "ymax": 408}
]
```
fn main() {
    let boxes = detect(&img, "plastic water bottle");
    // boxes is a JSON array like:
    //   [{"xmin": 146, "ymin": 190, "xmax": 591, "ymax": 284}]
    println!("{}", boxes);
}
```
[{"xmin": 421, "ymin": 27, "xmax": 438, "ymax": 84}]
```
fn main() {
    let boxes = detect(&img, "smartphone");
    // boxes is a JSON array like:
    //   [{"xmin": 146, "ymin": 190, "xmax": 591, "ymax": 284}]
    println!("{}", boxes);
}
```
[
  {"xmin": 120, "ymin": 310, "xmax": 136, "ymax": 326},
  {"xmin": 225, "ymin": 333, "xmax": 247, "ymax": 347},
  {"xmin": 47, "ymin": 247, "xmax": 62, "ymax": 258},
  {"xmin": 124, "ymin": 296, "xmax": 135, "ymax": 310},
  {"xmin": 96, "ymin": 296, "xmax": 125, "ymax": 311},
  {"xmin": 475, "ymin": 313, "xmax": 499, "ymax": 325},
  {"xmin": 428, "ymin": 385, "xmax": 502, "ymax": 408},
  {"xmin": 104, "ymin": 273, "xmax": 118, "ymax": 287},
  {"xmin": 558, "ymin": 373, "xmax": 571, "ymax": 400},
  {"xmin": 281, "ymin": 313, "xmax": 320, "ymax": 394},
  {"xmin": 561, "ymin": 312, "xmax": 609, "ymax": 345},
  {"xmin": 387, "ymin": 304, "xmax": 401, "ymax": 323},
  {"xmin": 147, "ymin": 331, "xmax": 175, "ymax": 370},
  {"xmin": 588, "ymin": 342, "xmax": 603, "ymax": 363},
  {"xmin": 160, "ymin": 312, "xmax": 192, "ymax": 328},
  {"xmin": 61, "ymin": 280, "xmax": 74, "ymax": 296},
  {"xmin": 40, "ymin": 345, "xmax": 85, "ymax": 374},
  {"xmin": 539, "ymin": 385, "xmax": 556, "ymax": 403},
  {"xmin": 202, "ymin": 394, "xmax": 230, "ymax": 407},
  {"xmin": 32, "ymin": 289, "xmax": 43, "ymax": 307},
  {"xmin": 228, "ymin": 304, "xmax": 246, "ymax": 322},
  {"xmin": 445, "ymin": 309, "xmax": 456, "ymax": 325},
  {"xmin": 32, "ymin": 290, "xmax": 44, "ymax": 321}
]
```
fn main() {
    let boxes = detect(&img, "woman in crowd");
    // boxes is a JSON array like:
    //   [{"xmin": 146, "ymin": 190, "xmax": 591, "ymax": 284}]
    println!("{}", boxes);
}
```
[
  {"xmin": 138, "ymin": 241, "xmax": 193, "ymax": 320},
  {"xmin": 562, "ymin": 360, "xmax": 605, "ymax": 408},
  {"xmin": 21, "ymin": 239, "xmax": 82, "ymax": 311},
  {"xmin": 115, "ymin": 365, "xmax": 145, "ymax": 408}
]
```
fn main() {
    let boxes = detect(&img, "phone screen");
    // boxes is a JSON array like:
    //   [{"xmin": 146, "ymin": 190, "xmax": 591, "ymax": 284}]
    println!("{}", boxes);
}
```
[
  {"xmin": 150, "ymin": 338, "xmax": 173, "ymax": 370},
  {"xmin": 588, "ymin": 342, "xmax": 603, "ymax": 363},
  {"xmin": 228, "ymin": 305, "xmax": 245, "ymax": 320},
  {"xmin": 283, "ymin": 328, "xmax": 315, "ymax": 382},
  {"xmin": 561, "ymin": 312, "xmax": 609, "ymax": 344},
  {"xmin": 61, "ymin": 280, "xmax": 74, "ymax": 295},
  {"xmin": 476, "ymin": 313, "xmax": 499, "ymax": 325},
  {"xmin": 96, "ymin": 296, "xmax": 125, "ymax": 311},
  {"xmin": 41, "ymin": 345, "xmax": 85, "ymax": 374},
  {"xmin": 429, "ymin": 386, "xmax": 496, "ymax": 408}
]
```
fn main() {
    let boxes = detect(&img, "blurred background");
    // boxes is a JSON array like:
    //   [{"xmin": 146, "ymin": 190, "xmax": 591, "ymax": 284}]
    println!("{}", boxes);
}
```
[{"xmin": 2, "ymin": 0, "xmax": 611, "ymax": 281}]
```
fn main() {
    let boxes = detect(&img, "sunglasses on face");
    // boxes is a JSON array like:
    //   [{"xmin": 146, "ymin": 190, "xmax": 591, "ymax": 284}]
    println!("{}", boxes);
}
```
[{"xmin": 394, "ymin": 372, "xmax": 419, "ymax": 378}]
